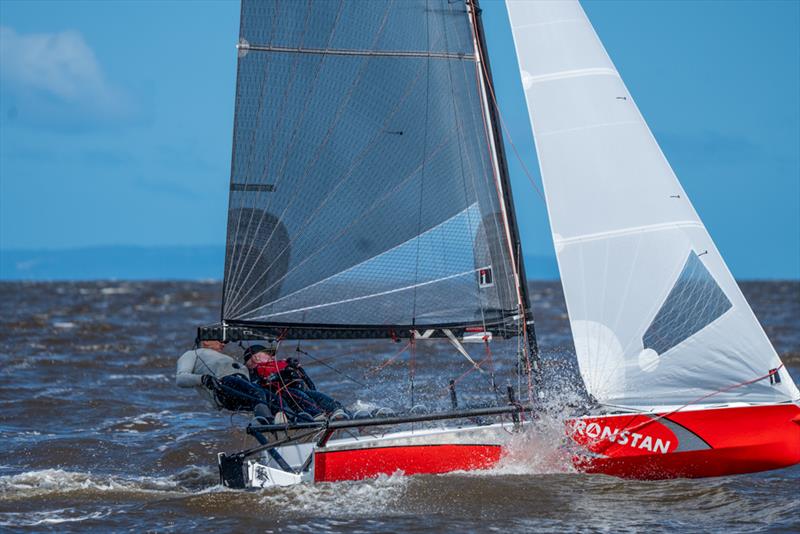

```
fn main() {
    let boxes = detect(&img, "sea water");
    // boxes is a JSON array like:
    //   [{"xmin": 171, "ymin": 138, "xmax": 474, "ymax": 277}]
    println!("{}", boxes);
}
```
[{"xmin": 0, "ymin": 281, "xmax": 797, "ymax": 533}]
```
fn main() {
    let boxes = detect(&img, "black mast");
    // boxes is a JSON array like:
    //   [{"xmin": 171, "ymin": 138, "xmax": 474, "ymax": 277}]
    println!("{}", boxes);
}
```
[{"xmin": 470, "ymin": 0, "xmax": 541, "ymax": 386}]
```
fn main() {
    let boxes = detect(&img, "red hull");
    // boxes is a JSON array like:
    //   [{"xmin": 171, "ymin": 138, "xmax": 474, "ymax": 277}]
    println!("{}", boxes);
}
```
[
  {"xmin": 315, "ymin": 444, "xmax": 502, "ymax": 482},
  {"xmin": 309, "ymin": 404, "xmax": 799, "ymax": 483},
  {"xmin": 570, "ymin": 403, "xmax": 800, "ymax": 479}
]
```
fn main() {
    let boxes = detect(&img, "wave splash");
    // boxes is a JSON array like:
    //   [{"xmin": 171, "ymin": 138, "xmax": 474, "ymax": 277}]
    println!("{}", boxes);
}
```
[
  {"xmin": 0, "ymin": 508, "xmax": 112, "ymax": 528},
  {"xmin": 258, "ymin": 472, "xmax": 410, "ymax": 517},
  {"xmin": 0, "ymin": 466, "xmax": 213, "ymax": 499}
]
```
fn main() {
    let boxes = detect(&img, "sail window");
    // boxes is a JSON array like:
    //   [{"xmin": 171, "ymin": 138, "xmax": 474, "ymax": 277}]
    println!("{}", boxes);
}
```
[{"xmin": 642, "ymin": 251, "xmax": 732, "ymax": 355}]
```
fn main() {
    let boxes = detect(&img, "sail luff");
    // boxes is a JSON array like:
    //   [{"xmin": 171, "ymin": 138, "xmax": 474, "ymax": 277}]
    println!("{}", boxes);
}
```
[
  {"xmin": 220, "ymin": 0, "xmax": 249, "ymax": 323},
  {"xmin": 469, "ymin": 0, "xmax": 541, "ymax": 381}
]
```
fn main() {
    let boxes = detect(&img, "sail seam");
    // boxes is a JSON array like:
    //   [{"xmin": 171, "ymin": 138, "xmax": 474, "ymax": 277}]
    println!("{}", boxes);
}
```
[
  {"xmin": 523, "ymin": 67, "xmax": 618, "ymax": 87},
  {"xmin": 242, "ymin": 44, "xmax": 475, "ymax": 60},
  {"xmin": 511, "ymin": 18, "xmax": 582, "ymax": 31},
  {"xmin": 226, "ymin": 135, "xmax": 451, "ymax": 318},
  {"xmin": 555, "ymin": 221, "xmax": 703, "ymax": 246},
  {"xmin": 244, "ymin": 268, "xmax": 479, "ymax": 320},
  {"xmin": 539, "ymin": 120, "xmax": 639, "ymax": 138},
  {"xmin": 249, "ymin": 204, "xmax": 480, "ymax": 312}
]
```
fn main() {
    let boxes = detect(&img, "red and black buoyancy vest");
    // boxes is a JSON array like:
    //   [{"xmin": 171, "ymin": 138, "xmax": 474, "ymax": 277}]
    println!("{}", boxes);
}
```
[{"xmin": 253, "ymin": 359, "xmax": 289, "ymax": 383}]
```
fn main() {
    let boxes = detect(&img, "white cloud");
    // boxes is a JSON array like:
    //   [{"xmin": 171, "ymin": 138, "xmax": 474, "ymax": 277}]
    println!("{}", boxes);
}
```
[{"xmin": 0, "ymin": 25, "xmax": 129, "ymax": 116}]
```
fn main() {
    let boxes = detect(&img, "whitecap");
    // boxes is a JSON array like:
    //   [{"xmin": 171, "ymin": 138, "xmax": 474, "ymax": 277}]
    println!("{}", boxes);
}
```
[
  {"xmin": 100, "ymin": 287, "xmax": 131, "ymax": 295},
  {"xmin": 0, "ymin": 508, "xmax": 111, "ymax": 527},
  {"xmin": 99, "ymin": 410, "xmax": 174, "ymax": 433},
  {"xmin": 258, "ymin": 472, "xmax": 410, "ymax": 517},
  {"xmin": 32, "ymin": 387, "xmax": 72, "ymax": 399},
  {"xmin": 107, "ymin": 374, "xmax": 169, "ymax": 382},
  {"xmin": 1, "ymin": 361, "xmax": 30, "ymax": 374},
  {"xmin": 0, "ymin": 469, "xmax": 184, "ymax": 499}
]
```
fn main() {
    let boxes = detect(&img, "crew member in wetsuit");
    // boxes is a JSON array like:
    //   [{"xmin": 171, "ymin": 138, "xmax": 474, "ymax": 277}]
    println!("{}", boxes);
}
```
[
  {"xmin": 175, "ymin": 340, "xmax": 276, "ymax": 420},
  {"xmin": 243, "ymin": 344, "xmax": 346, "ymax": 420}
]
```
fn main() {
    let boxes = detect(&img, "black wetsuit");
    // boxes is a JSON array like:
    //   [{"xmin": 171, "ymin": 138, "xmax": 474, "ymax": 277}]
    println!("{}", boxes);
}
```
[
  {"xmin": 250, "ymin": 359, "xmax": 343, "ymax": 418},
  {"xmin": 208, "ymin": 376, "xmax": 303, "ymax": 422}
]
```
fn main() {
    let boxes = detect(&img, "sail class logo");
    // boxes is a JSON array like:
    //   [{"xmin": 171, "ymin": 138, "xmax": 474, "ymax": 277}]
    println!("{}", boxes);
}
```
[{"xmin": 568, "ymin": 416, "xmax": 679, "ymax": 456}]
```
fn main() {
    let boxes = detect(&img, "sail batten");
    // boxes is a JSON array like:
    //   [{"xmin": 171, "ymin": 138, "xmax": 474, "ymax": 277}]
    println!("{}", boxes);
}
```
[
  {"xmin": 249, "ymin": 268, "xmax": 482, "ymax": 321},
  {"xmin": 220, "ymin": 0, "xmax": 526, "ymax": 339},
  {"xmin": 507, "ymin": 0, "xmax": 799, "ymax": 407},
  {"xmin": 554, "ymin": 221, "xmax": 704, "ymax": 247},
  {"xmin": 240, "ymin": 44, "xmax": 475, "ymax": 60},
  {"xmin": 522, "ymin": 67, "xmax": 618, "ymax": 86}
]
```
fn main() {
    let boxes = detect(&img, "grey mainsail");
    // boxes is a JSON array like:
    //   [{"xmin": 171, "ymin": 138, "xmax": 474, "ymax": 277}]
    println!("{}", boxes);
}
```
[{"xmin": 214, "ymin": 0, "xmax": 531, "ymax": 341}]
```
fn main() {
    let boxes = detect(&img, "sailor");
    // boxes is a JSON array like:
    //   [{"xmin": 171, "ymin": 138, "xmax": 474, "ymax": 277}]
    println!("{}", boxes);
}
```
[
  {"xmin": 175, "ymin": 340, "xmax": 275, "ymax": 420},
  {"xmin": 243, "ymin": 343, "xmax": 346, "ymax": 419}
]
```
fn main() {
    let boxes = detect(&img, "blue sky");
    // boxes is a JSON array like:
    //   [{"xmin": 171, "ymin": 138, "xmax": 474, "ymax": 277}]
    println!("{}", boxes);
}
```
[{"xmin": 1, "ymin": 0, "xmax": 798, "ymax": 279}]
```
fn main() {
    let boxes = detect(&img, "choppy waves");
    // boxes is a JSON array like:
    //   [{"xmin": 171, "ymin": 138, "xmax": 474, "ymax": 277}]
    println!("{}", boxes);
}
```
[{"xmin": 0, "ymin": 281, "xmax": 798, "ymax": 532}]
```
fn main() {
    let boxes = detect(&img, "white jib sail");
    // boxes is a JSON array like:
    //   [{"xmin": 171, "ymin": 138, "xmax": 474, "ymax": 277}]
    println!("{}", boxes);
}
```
[{"xmin": 506, "ymin": 0, "xmax": 799, "ymax": 408}]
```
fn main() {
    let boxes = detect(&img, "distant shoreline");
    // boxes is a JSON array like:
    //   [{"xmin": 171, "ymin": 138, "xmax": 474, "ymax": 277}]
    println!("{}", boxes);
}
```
[
  {"xmin": 2, "ymin": 246, "xmax": 796, "ymax": 281},
  {"xmin": 0, "ymin": 245, "xmax": 563, "ymax": 281}
]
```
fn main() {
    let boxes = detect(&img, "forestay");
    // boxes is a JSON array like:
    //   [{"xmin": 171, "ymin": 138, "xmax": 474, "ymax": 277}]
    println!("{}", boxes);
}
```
[
  {"xmin": 220, "ymin": 0, "xmax": 524, "ymax": 339},
  {"xmin": 506, "ymin": 0, "xmax": 799, "ymax": 407}
]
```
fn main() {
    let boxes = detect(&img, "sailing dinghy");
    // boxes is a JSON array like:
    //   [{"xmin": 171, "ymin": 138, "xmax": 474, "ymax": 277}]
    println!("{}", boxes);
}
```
[{"xmin": 197, "ymin": 0, "xmax": 800, "ymax": 488}]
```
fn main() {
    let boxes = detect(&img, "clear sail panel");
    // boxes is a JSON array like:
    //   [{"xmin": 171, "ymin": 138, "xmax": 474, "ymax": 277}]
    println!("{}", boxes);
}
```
[
  {"xmin": 506, "ymin": 0, "xmax": 799, "ymax": 406},
  {"xmin": 222, "ymin": 0, "xmax": 519, "ymax": 333}
]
